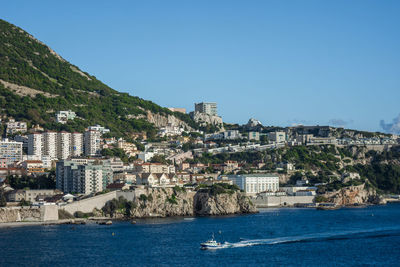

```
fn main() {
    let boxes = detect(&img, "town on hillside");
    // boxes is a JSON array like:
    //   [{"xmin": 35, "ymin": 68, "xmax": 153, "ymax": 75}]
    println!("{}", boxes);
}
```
[{"xmin": 0, "ymin": 102, "xmax": 399, "ymax": 209}]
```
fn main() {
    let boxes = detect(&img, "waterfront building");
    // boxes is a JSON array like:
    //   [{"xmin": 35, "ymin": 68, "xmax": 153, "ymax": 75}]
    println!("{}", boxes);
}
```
[
  {"xmin": 226, "ymin": 173, "xmax": 279, "ymax": 196},
  {"xmin": 195, "ymin": 102, "xmax": 218, "ymax": 116},
  {"xmin": 0, "ymin": 139, "xmax": 23, "ymax": 166},
  {"xmin": 84, "ymin": 130, "xmax": 101, "ymax": 156}
]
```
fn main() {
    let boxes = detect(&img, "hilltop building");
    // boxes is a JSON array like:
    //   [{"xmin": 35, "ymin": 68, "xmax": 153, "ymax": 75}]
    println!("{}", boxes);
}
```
[
  {"xmin": 56, "ymin": 110, "xmax": 76, "ymax": 124},
  {"xmin": 6, "ymin": 119, "xmax": 27, "ymax": 135},
  {"xmin": 195, "ymin": 102, "xmax": 218, "ymax": 116}
]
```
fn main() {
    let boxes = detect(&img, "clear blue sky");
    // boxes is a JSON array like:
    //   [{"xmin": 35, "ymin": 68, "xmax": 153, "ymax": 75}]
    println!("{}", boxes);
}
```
[{"xmin": 1, "ymin": 0, "xmax": 400, "ymax": 133}]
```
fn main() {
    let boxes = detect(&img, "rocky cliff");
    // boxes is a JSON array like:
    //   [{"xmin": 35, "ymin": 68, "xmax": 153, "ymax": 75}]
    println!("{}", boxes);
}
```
[
  {"xmin": 323, "ymin": 183, "xmax": 385, "ymax": 205},
  {"xmin": 110, "ymin": 187, "xmax": 257, "ymax": 218}
]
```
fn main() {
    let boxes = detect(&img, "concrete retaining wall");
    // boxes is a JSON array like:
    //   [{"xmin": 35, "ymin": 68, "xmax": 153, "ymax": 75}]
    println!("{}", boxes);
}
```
[
  {"xmin": 62, "ymin": 191, "xmax": 117, "ymax": 214},
  {"xmin": 254, "ymin": 195, "xmax": 315, "ymax": 208}
]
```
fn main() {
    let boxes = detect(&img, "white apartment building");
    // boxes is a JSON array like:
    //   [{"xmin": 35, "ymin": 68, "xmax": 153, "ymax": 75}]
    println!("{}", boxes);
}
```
[
  {"xmin": 71, "ymin": 132, "xmax": 83, "ymax": 157},
  {"xmin": 28, "ymin": 133, "xmax": 43, "ymax": 157},
  {"xmin": 57, "ymin": 131, "xmax": 71, "ymax": 160},
  {"xmin": 43, "ymin": 131, "xmax": 58, "ymax": 158},
  {"xmin": 56, "ymin": 110, "xmax": 76, "ymax": 124},
  {"xmin": 6, "ymin": 119, "xmax": 27, "ymax": 135},
  {"xmin": 84, "ymin": 130, "xmax": 101, "ymax": 156},
  {"xmin": 195, "ymin": 102, "xmax": 218, "ymax": 116},
  {"xmin": 88, "ymin": 124, "xmax": 110, "ymax": 134},
  {"xmin": 0, "ymin": 139, "xmax": 23, "ymax": 165},
  {"xmin": 227, "ymin": 174, "xmax": 279, "ymax": 196}
]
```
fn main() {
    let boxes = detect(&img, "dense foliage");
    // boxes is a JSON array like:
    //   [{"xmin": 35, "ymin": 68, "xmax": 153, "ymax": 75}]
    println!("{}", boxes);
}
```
[
  {"xmin": 0, "ymin": 19, "xmax": 198, "ymax": 137},
  {"xmin": 7, "ymin": 172, "xmax": 56, "ymax": 189}
]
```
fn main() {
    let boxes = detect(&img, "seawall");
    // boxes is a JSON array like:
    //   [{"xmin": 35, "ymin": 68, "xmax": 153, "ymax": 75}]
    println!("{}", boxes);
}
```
[
  {"xmin": 0, "ymin": 206, "xmax": 58, "ymax": 223},
  {"xmin": 254, "ymin": 195, "xmax": 315, "ymax": 208}
]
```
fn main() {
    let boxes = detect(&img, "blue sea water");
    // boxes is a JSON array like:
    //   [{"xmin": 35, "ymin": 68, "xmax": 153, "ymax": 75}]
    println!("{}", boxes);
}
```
[{"xmin": 1, "ymin": 203, "xmax": 400, "ymax": 267}]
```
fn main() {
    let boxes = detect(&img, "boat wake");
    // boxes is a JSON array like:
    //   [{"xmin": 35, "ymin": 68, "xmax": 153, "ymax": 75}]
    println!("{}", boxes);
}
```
[{"xmin": 211, "ymin": 227, "xmax": 400, "ymax": 250}]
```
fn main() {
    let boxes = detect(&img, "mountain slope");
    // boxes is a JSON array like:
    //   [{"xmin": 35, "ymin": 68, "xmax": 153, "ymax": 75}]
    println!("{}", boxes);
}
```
[{"xmin": 0, "ymin": 19, "xmax": 197, "ymax": 138}]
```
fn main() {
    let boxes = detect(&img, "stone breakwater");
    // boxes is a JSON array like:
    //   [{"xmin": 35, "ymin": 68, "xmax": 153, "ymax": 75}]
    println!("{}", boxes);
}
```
[{"xmin": 115, "ymin": 187, "xmax": 257, "ymax": 218}]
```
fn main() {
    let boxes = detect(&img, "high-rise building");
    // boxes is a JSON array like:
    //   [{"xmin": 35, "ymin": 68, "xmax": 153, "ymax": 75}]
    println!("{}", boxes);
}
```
[
  {"xmin": 84, "ymin": 130, "xmax": 101, "ymax": 156},
  {"xmin": 71, "ymin": 132, "xmax": 83, "ymax": 157},
  {"xmin": 57, "ymin": 131, "xmax": 71, "ymax": 160},
  {"xmin": 28, "ymin": 133, "xmax": 43, "ymax": 156},
  {"xmin": 0, "ymin": 139, "xmax": 23, "ymax": 165},
  {"xmin": 43, "ymin": 131, "xmax": 58, "ymax": 158},
  {"xmin": 194, "ymin": 102, "xmax": 218, "ymax": 116},
  {"xmin": 56, "ymin": 160, "xmax": 113, "ymax": 194}
]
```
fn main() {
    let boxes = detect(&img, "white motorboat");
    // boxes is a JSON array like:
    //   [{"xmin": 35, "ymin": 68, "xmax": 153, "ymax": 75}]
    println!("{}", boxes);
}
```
[{"xmin": 200, "ymin": 234, "xmax": 222, "ymax": 250}]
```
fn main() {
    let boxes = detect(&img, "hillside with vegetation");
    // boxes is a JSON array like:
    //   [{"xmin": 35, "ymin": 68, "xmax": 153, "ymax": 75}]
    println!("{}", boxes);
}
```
[
  {"xmin": 190, "ymin": 145, "xmax": 400, "ymax": 194},
  {"xmin": 0, "ymin": 19, "xmax": 198, "ymax": 138}
]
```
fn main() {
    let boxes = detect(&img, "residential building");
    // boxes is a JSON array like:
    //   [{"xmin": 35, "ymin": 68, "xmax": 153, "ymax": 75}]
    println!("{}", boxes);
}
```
[
  {"xmin": 296, "ymin": 134, "xmax": 314, "ymax": 145},
  {"xmin": 135, "ymin": 162, "xmax": 173, "ymax": 174},
  {"xmin": 6, "ymin": 119, "xmax": 27, "ymax": 135},
  {"xmin": 195, "ymin": 102, "xmax": 218, "ymax": 116},
  {"xmin": 56, "ymin": 160, "xmax": 113, "ymax": 194},
  {"xmin": 71, "ymin": 132, "xmax": 83, "ymax": 157},
  {"xmin": 117, "ymin": 139, "xmax": 138, "ymax": 157},
  {"xmin": 0, "ymin": 158, "xmax": 7, "ymax": 168},
  {"xmin": 56, "ymin": 110, "xmax": 76, "ymax": 124},
  {"xmin": 7, "ymin": 189, "xmax": 61, "ymax": 202},
  {"xmin": 268, "ymin": 132, "xmax": 286, "ymax": 143},
  {"xmin": 307, "ymin": 137, "xmax": 337, "ymax": 145},
  {"xmin": 137, "ymin": 151, "xmax": 154, "ymax": 162},
  {"xmin": 28, "ymin": 133, "xmax": 43, "ymax": 157},
  {"xmin": 22, "ymin": 160, "xmax": 45, "ymax": 174},
  {"xmin": 88, "ymin": 124, "xmax": 110, "ymax": 134},
  {"xmin": 223, "ymin": 130, "xmax": 241, "ymax": 140},
  {"xmin": 248, "ymin": 131, "xmax": 260, "ymax": 141},
  {"xmin": 227, "ymin": 173, "xmax": 280, "ymax": 196},
  {"xmin": 84, "ymin": 130, "xmax": 101, "ymax": 156},
  {"xmin": 43, "ymin": 131, "xmax": 58, "ymax": 158},
  {"xmin": 136, "ymin": 173, "xmax": 171, "ymax": 187},
  {"xmin": 0, "ymin": 139, "xmax": 23, "ymax": 165},
  {"xmin": 57, "ymin": 131, "xmax": 71, "ymax": 160}
]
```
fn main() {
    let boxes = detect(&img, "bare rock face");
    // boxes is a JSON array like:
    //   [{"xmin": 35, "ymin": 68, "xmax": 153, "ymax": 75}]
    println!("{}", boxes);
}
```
[
  {"xmin": 323, "ymin": 184, "xmax": 384, "ymax": 205},
  {"xmin": 146, "ymin": 111, "xmax": 194, "ymax": 131},
  {"xmin": 128, "ymin": 187, "xmax": 256, "ymax": 218},
  {"xmin": 191, "ymin": 111, "xmax": 223, "ymax": 126},
  {"xmin": 130, "ymin": 188, "xmax": 195, "ymax": 218},
  {"xmin": 194, "ymin": 191, "xmax": 257, "ymax": 216}
]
